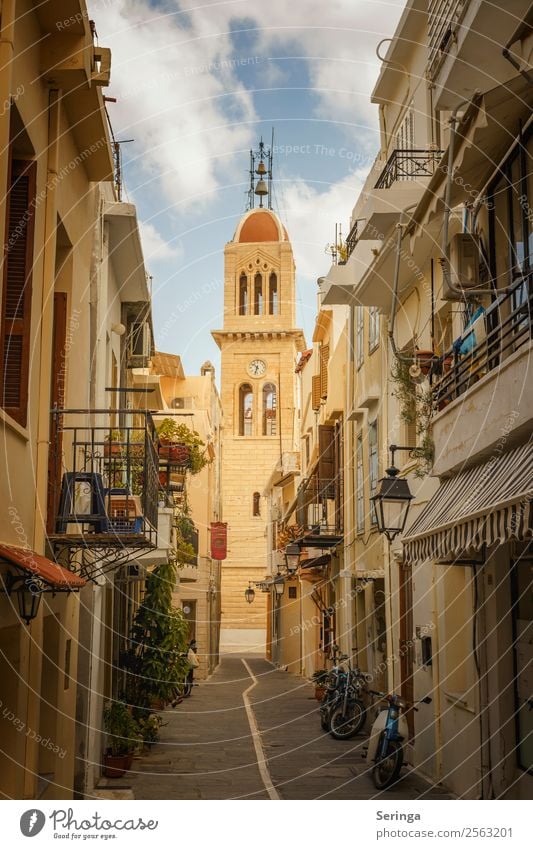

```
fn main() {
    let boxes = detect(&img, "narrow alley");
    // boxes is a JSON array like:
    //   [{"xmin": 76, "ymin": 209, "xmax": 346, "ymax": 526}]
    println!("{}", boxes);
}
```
[{"xmin": 97, "ymin": 657, "xmax": 450, "ymax": 801}]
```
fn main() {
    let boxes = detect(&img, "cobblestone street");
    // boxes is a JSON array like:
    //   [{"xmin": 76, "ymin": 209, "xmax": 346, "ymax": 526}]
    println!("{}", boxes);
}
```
[{"xmin": 97, "ymin": 656, "xmax": 450, "ymax": 801}]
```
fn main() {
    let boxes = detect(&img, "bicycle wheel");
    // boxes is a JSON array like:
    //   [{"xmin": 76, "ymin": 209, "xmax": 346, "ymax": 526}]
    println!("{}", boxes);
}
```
[
  {"xmin": 372, "ymin": 738, "xmax": 403, "ymax": 789},
  {"xmin": 329, "ymin": 700, "xmax": 366, "ymax": 739}
]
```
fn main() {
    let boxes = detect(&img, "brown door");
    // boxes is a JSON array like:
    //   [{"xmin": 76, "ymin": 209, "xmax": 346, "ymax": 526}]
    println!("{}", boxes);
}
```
[
  {"xmin": 46, "ymin": 292, "xmax": 67, "ymax": 533},
  {"xmin": 399, "ymin": 562, "xmax": 415, "ymax": 736}
]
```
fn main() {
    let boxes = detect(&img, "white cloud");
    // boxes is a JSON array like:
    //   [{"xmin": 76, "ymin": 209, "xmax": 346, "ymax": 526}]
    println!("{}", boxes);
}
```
[
  {"xmin": 90, "ymin": 0, "xmax": 404, "ymax": 211},
  {"xmin": 139, "ymin": 220, "xmax": 182, "ymax": 263}
]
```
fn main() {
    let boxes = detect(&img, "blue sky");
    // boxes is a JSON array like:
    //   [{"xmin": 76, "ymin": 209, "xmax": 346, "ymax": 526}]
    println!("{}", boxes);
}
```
[{"xmin": 91, "ymin": 0, "xmax": 405, "ymax": 376}]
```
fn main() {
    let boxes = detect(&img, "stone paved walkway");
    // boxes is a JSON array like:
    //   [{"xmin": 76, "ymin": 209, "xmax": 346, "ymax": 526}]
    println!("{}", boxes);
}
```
[{"xmin": 99, "ymin": 655, "xmax": 450, "ymax": 800}]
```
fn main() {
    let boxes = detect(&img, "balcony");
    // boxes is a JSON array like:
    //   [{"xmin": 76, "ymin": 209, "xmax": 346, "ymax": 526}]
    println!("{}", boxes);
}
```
[
  {"xmin": 374, "ymin": 149, "xmax": 444, "ymax": 190},
  {"xmin": 427, "ymin": 0, "xmax": 533, "ymax": 109},
  {"xmin": 48, "ymin": 410, "xmax": 159, "ymax": 574},
  {"xmin": 294, "ymin": 468, "xmax": 343, "ymax": 549},
  {"xmin": 432, "ymin": 275, "xmax": 533, "ymax": 475}
]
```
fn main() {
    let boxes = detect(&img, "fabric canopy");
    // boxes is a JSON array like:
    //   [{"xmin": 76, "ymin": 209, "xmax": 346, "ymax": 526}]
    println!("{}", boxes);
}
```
[
  {"xmin": 403, "ymin": 442, "xmax": 533, "ymax": 564},
  {"xmin": 0, "ymin": 544, "xmax": 86, "ymax": 589}
]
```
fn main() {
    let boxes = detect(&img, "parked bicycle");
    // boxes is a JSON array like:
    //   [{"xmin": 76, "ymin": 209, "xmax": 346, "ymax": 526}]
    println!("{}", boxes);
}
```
[{"xmin": 365, "ymin": 690, "xmax": 432, "ymax": 789}]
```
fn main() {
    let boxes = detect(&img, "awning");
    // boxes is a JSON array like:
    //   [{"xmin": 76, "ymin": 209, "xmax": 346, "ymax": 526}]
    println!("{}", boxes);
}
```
[
  {"xmin": 300, "ymin": 554, "xmax": 331, "ymax": 570},
  {"xmin": 0, "ymin": 544, "xmax": 86, "ymax": 589},
  {"xmin": 403, "ymin": 443, "xmax": 533, "ymax": 564}
]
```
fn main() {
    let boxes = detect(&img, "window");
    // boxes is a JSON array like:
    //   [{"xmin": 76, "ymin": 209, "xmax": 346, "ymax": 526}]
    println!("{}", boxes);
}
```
[
  {"xmin": 288, "ymin": 585, "xmax": 297, "ymax": 599},
  {"xmin": 254, "ymin": 273, "xmax": 263, "ymax": 315},
  {"xmin": 368, "ymin": 419, "xmax": 378, "ymax": 524},
  {"xmin": 1, "ymin": 159, "xmax": 37, "ymax": 426},
  {"xmin": 268, "ymin": 272, "xmax": 278, "ymax": 315},
  {"xmin": 356, "ymin": 307, "xmax": 364, "ymax": 368},
  {"xmin": 253, "ymin": 491, "xmax": 261, "ymax": 517},
  {"xmin": 239, "ymin": 273, "xmax": 248, "ymax": 315},
  {"xmin": 369, "ymin": 306, "xmax": 380, "ymax": 352},
  {"xmin": 239, "ymin": 383, "xmax": 253, "ymax": 435},
  {"xmin": 262, "ymin": 382, "xmax": 277, "ymax": 435}
]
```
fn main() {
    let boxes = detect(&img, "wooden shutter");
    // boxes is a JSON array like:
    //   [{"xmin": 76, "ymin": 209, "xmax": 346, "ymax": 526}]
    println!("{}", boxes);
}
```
[
  {"xmin": 318, "ymin": 424, "xmax": 335, "ymax": 498},
  {"xmin": 320, "ymin": 343, "xmax": 329, "ymax": 398},
  {"xmin": 1, "ymin": 159, "xmax": 36, "ymax": 426},
  {"xmin": 311, "ymin": 374, "xmax": 321, "ymax": 410}
]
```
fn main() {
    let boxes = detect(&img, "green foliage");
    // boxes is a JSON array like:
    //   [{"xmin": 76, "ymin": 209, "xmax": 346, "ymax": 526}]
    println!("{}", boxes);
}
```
[
  {"xmin": 137, "ymin": 712, "xmax": 163, "ymax": 744},
  {"xmin": 103, "ymin": 701, "xmax": 140, "ymax": 756},
  {"xmin": 125, "ymin": 562, "xmax": 190, "ymax": 706},
  {"xmin": 311, "ymin": 669, "xmax": 328, "ymax": 685},
  {"xmin": 156, "ymin": 418, "xmax": 210, "ymax": 475},
  {"xmin": 390, "ymin": 354, "xmax": 434, "ymax": 478}
]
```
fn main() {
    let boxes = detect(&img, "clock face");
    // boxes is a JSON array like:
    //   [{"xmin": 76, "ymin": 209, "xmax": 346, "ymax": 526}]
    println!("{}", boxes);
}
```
[{"xmin": 248, "ymin": 359, "xmax": 266, "ymax": 377}]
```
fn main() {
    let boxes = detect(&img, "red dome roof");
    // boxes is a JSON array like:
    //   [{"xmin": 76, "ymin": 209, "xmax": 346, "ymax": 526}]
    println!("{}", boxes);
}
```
[{"xmin": 235, "ymin": 209, "xmax": 288, "ymax": 243}]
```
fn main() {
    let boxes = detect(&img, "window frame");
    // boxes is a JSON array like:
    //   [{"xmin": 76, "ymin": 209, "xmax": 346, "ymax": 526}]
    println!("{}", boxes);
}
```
[
  {"xmin": 368, "ymin": 418, "xmax": 378, "ymax": 525},
  {"xmin": 262, "ymin": 382, "xmax": 277, "ymax": 436},
  {"xmin": 368, "ymin": 306, "xmax": 380, "ymax": 353},
  {"xmin": 238, "ymin": 383, "xmax": 254, "ymax": 436}
]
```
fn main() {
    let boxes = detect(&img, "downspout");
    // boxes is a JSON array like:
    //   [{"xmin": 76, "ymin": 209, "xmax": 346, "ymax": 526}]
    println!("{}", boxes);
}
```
[{"xmin": 27, "ymin": 87, "xmax": 61, "ymax": 800}]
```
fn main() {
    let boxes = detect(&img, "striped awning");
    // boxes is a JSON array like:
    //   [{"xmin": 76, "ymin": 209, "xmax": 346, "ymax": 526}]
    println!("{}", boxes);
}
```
[{"xmin": 403, "ymin": 442, "xmax": 533, "ymax": 564}]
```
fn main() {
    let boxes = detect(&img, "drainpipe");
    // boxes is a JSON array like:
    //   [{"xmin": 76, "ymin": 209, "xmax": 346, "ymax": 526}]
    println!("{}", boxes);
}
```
[{"xmin": 26, "ymin": 87, "xmax": 61, "ymax": 800}]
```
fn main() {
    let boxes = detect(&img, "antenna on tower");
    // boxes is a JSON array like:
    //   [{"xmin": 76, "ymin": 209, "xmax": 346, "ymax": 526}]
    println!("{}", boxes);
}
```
[{"xmin": 247, "ymin": 131, "xmax": 275, "ymax": 211}]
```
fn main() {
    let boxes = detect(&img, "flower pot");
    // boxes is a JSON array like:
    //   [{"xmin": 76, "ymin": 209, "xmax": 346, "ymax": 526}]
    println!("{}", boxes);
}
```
[
  {"xmin": 158, "ymin": 441, "xmax": 190, "ymax": 465},
  {"xmin": 159, "ymin": 470, "xmax": 169, "ymax": 488},
  {"xmin": 149, "ymin": 698, "xmax": 166, "ymax": 711},
  {"xmin": 314, "ymin": 685, "xmax": 326, "ymax": 701},
  {"xmin": 102, "ymin": 753, "xmax": 130, "ymax": 778},
  {"xmin": 104, "ymin": 442, "xmax": 123, "ymax": 458},
  {"xmin": 442, "ymin": 355, "xmax": 453, "ymax": 373},
  {"xmin": 415, "ymin": 350, "xmax": 435, "ymax": 375}
]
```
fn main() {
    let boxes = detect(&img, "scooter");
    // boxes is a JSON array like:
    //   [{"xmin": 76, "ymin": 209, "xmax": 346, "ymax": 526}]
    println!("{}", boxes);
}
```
[{"xmin": 364, "ymin": 691, "xmax": 432, "ymax": 789}]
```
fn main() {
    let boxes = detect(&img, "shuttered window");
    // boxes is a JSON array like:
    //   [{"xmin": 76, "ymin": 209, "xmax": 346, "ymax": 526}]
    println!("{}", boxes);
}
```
[
  {"xmin": 369, "ymin": 418, "xmax": 378, "ymax": 524},
  {"xmin": 319, "ymin": 343, "xmax": 329, "ymax": 398},
  {"xmin": 318, "ymin": 424, "xmax": 335, "ymax": 499},
  {"xmin": 1, "ymin": 159, "xmax": 36, "ymax": 426},
  {"xmin": 311, "ymin": 374, "xmax": 321, "ymax": 411}
]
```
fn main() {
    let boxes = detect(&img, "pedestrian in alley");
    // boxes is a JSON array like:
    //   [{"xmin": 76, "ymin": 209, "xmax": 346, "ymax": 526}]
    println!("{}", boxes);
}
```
[{"xmin": 186, "ymin": 639, "xmax": 200, "ymax": 695}]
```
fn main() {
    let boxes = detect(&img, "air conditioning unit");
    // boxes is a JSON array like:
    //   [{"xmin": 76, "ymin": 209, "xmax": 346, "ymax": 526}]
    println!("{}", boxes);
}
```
[
  {"xmin": 171, "ymin": 396, "xmax": 195, "ymax": 409},
  {"xmin": 443, "ymin": 233, "xmax": 481, "ymax": 300},
  {"xmin": 127, "ymin": 321, "xmax": 151, "ymax": 359}
]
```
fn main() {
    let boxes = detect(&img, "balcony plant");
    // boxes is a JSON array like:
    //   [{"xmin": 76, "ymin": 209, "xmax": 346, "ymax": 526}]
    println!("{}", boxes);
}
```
[
  {"xmin": 390, "ymin": 353, "xmax": 434, "ymax": 477},
  {"xmin": 102, "ymin": 700, "xmax": 141, "ymax": 777},
  {"xmin": 156, "ymin": 418, "xmax": 209, "ymax": 474}
]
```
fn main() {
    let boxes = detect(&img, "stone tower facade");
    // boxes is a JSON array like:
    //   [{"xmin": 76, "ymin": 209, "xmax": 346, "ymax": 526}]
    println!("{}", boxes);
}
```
[{"xmin": 213, "ymin": 209, "xmax": 305, "ymax": 652}]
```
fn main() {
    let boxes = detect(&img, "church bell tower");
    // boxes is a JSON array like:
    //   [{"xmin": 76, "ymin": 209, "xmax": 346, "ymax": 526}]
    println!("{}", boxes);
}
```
[{"xmin": 212, "ymin": 140, "xmax": 305, "ymax": 653}]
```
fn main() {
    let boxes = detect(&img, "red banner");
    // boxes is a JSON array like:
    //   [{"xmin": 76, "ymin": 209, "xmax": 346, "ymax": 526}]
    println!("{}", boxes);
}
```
[{"xmin": 210, "ymin": 522, "xmax": 227, "ymax": 560}]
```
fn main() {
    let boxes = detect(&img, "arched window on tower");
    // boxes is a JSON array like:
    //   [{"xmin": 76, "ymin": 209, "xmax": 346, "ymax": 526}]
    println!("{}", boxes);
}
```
[
  {"xmin": 254, "ymin": 273, "xmax": 263, "ymax": 315},
  {"xmin": 239, "ymin": 273, "xmax": 248, "ymax": 315},
  {"xmin": 239, "ymin": 383, "xmax": 253, "ymax": 436},
  {"xmin": 268, "ymin": 273, "xmax": 278, "ymax": 315},
  {"xmin": 262, "ymin": 383, "xmax": 277, "ymax": 436}
]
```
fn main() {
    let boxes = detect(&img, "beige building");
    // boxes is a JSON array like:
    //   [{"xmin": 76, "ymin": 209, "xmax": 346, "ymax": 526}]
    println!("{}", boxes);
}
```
[
  {"xmin": 323, "ymin": 0, "xmax": 533, "ymax": 799},
  {"xmin": 213, "ymin": 207, "xmax": 305, "ymax": 652}
]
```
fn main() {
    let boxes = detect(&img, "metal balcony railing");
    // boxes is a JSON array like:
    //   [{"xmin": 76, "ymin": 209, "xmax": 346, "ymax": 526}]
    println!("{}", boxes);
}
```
[
  {"xmin": 294, "ymin": 468, "xmax": 344, "ymax": 546},
  {"xmin": 433, "ymin": 275, "xmax": 533, "ymax": 407},
  {"xmin": 375, "ymin": 149, "xmax": 444, "ymax": 189},
  {"xmin": 342, "ymin": 220, "xmax": 360, "ymax": 263},
  {"xmin": 48, "ymin": 409, "xmax": 159, "ymax": 550},
  {"xmin": 427, "ymin": 0, "xmax": 469, "ymax": 80}
]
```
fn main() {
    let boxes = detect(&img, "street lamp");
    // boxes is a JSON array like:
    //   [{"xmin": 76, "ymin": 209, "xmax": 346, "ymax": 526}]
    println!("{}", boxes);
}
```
[
  {"xmin": 244, "ymin": 582, "xmax": 255, "ymax": 604},
  {"xmin": 5, "ymin": 573, "xmax": 44, "ymax": 625},
  {"xmin": 273, "ymin": 571, "xmax": 285, "ymax": 596},
  {"xmin": 371, "ymin": 445, "xmax": 415, "ymax": 543},
  {"xmin": 284, "ymin": 542, "xmax": 300, "ymax": 574}
]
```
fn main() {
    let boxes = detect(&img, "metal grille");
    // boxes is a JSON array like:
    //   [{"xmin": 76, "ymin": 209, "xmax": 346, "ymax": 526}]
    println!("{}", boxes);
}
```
[
  {"xmin": 375, "ymin": 149, "xmax": 444, "ymax": 189},
  {"xmin": 427, "ymin": 0, "xmax": 467, "ymax": 80}
]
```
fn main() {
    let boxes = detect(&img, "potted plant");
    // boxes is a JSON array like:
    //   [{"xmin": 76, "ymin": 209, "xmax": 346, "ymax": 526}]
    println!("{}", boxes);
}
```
[
  {"xmin": 414, "ymin": 348, "xmax": 435, "ymax": 376},
  {"xmin": 104, "ymin": 429, "xmax": 124, "ymax": 458},
  {"xmin": 312, "ymin": 669, "xmax": 328, "ymax": 700},
  {"xmin": 156, "ymin": 419, "xmax": 210, "ymax": 474},
  {"xmin": 102, "ymin": 701, "xmax": 140, "ymax": 777}
]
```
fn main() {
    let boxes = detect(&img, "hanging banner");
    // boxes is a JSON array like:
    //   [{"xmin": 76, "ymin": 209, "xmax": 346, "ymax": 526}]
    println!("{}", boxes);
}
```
[{"xmin": 210, "ymin": 522, "xmax": 227, "ymax": 560}]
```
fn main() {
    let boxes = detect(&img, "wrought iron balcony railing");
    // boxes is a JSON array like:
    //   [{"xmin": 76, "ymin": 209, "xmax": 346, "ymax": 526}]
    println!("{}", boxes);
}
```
[
  {"xmin": 433, "ymin": 274, "xmax": 533, "ymax": 407},
  {"xmin": 341, "ymin": 220, "xmax": 360, "ymax": 264},
  {"xmin": 375, "ymin": 148, "xmax": 444, "ymax": 189},
  {"xmin": 48, "ymin": 409, "xmax": 159, "ymax": 553},
  {"xmin": 294, "ymin": 468, "xmax": 344, "ymax": 547}
]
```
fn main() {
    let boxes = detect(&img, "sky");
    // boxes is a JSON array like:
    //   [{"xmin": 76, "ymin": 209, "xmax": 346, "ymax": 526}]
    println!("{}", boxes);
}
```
[{"xmin": 89, "ymin": 0, "xmax": 406, "ymax": 376}]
